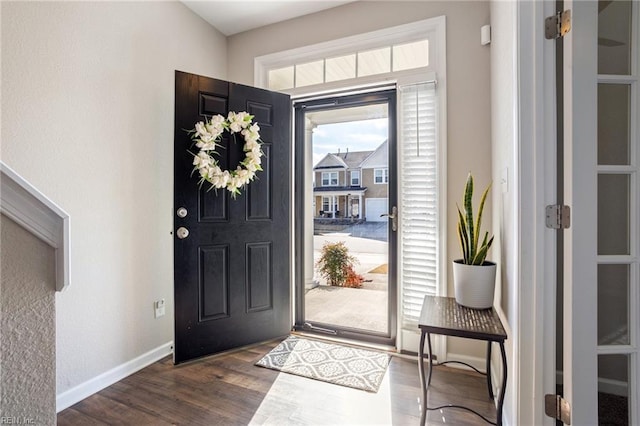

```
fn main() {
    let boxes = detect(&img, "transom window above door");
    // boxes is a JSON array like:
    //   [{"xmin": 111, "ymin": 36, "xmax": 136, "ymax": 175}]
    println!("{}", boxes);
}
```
[
  {"xmin": 322, "ymin": 171, "xmax": 339, "ymax": 186},
  {"xmin": 267, "ymin": 39, "xmax": 429, "ymax": 91},
  {"xmin": 255, "ymin": 18, "xmax": 445, "ymax": 99}
]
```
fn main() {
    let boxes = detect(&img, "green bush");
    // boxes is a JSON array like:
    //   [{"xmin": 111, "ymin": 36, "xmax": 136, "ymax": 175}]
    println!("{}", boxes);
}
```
[{"xmin": 316, "ymin": 242, "xmax": 363, "ymax": 288}]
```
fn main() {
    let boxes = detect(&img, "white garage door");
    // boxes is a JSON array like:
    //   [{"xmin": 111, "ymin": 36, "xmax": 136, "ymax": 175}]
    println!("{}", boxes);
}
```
[{"xmin": 366, "ymin": 198, "xmax": 388, "ymax": 222}]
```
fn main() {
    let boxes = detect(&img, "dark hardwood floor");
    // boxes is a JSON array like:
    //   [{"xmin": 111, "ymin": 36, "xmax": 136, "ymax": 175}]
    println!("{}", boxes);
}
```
[{"xmin": 58, "ymin": 339, "xmax": 497, "ymax": 425}]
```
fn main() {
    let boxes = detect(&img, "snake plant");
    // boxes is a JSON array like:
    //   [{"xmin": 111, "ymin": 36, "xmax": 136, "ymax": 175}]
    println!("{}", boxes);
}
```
[{"xmin": 457, "ymin": 173, "xmax": 494, "ymax": 265}]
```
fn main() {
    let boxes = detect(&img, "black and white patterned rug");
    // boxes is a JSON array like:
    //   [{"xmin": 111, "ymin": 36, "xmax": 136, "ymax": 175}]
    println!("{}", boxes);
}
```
[{"xmin": 255, "ymin": 336, "xmax": 390, "ymax": 393}]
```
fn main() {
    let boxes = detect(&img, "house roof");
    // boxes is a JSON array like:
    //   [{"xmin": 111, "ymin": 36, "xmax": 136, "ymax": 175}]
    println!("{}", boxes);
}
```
[
  {"xmin": 335, "ymin": 150, "xmax": 375, "ymax": 169},
  {"xmin": 314, "ymin": 148, "xmax": 380, "ymax": 170},
  {"xmin": 359, "ymin": 140, "xmax": 388, "ymax": 169},
  {"xmin": 314, "ymin": 153, "xmax": 349, "ymax": 170}
]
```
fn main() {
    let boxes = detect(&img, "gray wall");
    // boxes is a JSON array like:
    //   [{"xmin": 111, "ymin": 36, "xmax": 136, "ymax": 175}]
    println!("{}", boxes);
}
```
[
  {"xmin": 1, "ymin": 0, "xmax": 227, "ymax": 402},
  {"xmin": 1, "ymin": 215, "xmax": 56, "ymax": 424}
]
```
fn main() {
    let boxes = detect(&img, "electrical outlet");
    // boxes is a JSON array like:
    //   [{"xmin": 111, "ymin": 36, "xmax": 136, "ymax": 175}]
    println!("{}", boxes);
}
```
[{"xmin": 154, "ymin": 299, "xmax": 165, "ymax": 318}]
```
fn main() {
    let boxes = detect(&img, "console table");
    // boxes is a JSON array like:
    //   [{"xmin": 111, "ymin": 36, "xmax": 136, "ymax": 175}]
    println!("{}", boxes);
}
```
[{"xmin": 417, "ymin": 295, "xmax": 507, "ymax": 426}]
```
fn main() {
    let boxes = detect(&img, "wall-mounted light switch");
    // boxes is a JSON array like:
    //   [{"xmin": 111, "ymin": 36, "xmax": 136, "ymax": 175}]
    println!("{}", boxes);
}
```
[
  {"xmin": 481, "ymin": 25, "xmax": 491, "ymax": 45},
  {"xmin": 501, "ymin": 168, "xmax": 509, "ymax": 193},
  {"xmin": 154, "ymin": 299, "xmax": 165, "ymax": 318}
]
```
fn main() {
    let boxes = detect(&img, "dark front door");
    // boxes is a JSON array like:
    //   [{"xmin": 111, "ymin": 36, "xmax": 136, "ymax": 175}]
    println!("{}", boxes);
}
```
[{"xmin": 173, "ymin": 71, "xmax": 291, "ymax": 364}]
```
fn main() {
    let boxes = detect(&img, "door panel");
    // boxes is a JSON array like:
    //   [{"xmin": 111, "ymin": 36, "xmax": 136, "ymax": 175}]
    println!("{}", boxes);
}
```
[
  {"xmin": 199, "ymin": 245, "xmax": 229, "ymax": 320},
  {"xmin": 173, "ymin": 71, "xmax": 291, "ymax": 364}
]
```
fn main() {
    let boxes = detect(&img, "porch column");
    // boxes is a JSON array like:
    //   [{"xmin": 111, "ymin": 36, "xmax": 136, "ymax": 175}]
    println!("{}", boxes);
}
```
[
  {"xmin": 305, "ymin": 120, "xmax": 318, "ymax": 290},
  {"xmin": 358, "ymin": 194, "xmax": 363, "ymax": 219},
  {"xmin": 331, "ymin": 195, "xmax": 336, "ymax": 218}
]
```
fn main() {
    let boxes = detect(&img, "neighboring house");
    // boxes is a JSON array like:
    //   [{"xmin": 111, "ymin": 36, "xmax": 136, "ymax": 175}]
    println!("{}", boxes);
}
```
[{"xmin": 313, "ymin": 140, "xmax": 388, "ymax": 222}]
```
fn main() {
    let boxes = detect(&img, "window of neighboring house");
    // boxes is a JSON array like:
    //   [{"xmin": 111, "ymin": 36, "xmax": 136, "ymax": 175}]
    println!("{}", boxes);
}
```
[
  {"xmin": 322, "ymin": 197, "xmax": 338, "ymax": 212},
  {"xmin": 350, "ymin": 170, "xmax": 360, "ymax": 186},
  {"xmin": 322, "ymin": 171, "xmax": 339, "ymax": 186},
  {"xmin": 374, "ymin": 168, "xmax": 389, "ymax": 184}
]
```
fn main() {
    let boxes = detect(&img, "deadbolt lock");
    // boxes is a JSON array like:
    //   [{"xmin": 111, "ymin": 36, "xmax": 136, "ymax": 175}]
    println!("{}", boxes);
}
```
[{"xmin": 176, "ymin": 227, "xmax": 189, "ymax": 240}]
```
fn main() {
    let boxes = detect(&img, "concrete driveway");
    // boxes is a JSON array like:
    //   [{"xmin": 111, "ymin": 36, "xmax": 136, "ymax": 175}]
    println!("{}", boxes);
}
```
[{"xmin": 339, "ymin": 221, "xmax": 389, "ymax": 242}]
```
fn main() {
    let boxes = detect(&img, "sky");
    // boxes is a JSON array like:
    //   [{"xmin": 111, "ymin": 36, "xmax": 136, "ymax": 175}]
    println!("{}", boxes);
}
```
[{"xmin": 312, "ymin": 118, "xmax": 388, "ymax": 167}]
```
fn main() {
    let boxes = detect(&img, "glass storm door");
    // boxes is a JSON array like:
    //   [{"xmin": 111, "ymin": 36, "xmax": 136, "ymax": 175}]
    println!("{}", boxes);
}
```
[{"xmin": 293, "ymin": 89, "xmax": 397, "ymax": 346}]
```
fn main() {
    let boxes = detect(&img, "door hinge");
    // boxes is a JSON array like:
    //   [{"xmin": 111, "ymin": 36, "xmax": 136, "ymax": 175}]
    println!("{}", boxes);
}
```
[
  {"xmin": 546, "ymin": 205, "xmax": 571, "ymax": 229},
  {"xmin": 545, "ymin": 9, "xmax": 571, "ymax": 39},
  {"xmin": 545, "ymin": 394, "xmax": 571, "ymax": 424}
]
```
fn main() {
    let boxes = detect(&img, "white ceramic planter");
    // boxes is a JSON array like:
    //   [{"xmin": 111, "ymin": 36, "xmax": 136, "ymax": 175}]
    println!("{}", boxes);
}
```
[{"xmin": 452, "ymin": 260, "xmax": 497, "ymax": 309}]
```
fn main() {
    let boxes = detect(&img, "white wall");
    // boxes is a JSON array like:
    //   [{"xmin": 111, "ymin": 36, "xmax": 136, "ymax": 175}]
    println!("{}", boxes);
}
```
[
  {"xmin": 1, "ymin": 215, "xmax": 56, "ymax": 424},
  {"xmin": 490, "ymin": 0, "xmax": 517, "ymax": 328},
  {"xmin": 490, "ymin": 0, "xmax": 518, "ymax": 421},
  {"xmin": 228, "ymin": 0, "xmax": 493, "ymax": 360},
  {"xmin": 1, "ymin": 1, "xmax": 227, "ymax": 405}
]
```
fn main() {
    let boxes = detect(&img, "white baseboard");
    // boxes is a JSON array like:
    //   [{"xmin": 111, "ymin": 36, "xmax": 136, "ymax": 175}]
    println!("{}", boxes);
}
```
[
  {"xmin": 400, "ymin": 329, "xmax": 447, "ymax": 362},
  {"xmin": 56, "ymin": 341, "xmax": 173, "ymax": 412}
]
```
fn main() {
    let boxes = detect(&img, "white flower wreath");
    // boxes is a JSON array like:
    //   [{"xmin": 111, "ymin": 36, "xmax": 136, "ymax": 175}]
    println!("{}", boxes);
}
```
[{"xmin": 188, "ymin": 111, "xmax": 263, "ymax": 198}]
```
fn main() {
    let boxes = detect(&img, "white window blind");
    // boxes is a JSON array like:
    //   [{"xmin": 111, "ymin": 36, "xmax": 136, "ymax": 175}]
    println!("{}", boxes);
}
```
[{"xmin": 399, "ymin": 82, "xmax": 439, "ymax": 327}]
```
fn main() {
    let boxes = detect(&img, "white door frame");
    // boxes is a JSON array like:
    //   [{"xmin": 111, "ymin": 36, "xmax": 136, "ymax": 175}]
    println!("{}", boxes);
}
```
[
  {"xmin": 255, "ymin": 17, "xmax": 448, "ymax": 356},
  {"xmin": 516, "ymin": 0, "xmax": 560, "ymax": 425}
]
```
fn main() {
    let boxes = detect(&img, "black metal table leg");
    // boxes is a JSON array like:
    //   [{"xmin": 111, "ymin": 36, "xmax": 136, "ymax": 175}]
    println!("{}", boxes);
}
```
[
  {"xmin": 486, "ymin": 341, "xmax": 494, "ymax": 399},
  {"xmin": 418, "ymin": 332, "xmax": 435, "ymax": 426},
  {"xmin": 418, "ymin": 337, "xmax": 505, "ymax": 425},
  {"xmin": 418, "ymin": 330, "xmax": 427, "ymax": 426},
  {"xmin": 426, "ymin": 332, "xmax": 433, "ymax": 387},
  {"xmin": 497, "ymin": 342, "xmax": 508, "ymax": 426},
  {"xmin": 417, "ymin": 296, "xmax": 508, "ymax": 426}
]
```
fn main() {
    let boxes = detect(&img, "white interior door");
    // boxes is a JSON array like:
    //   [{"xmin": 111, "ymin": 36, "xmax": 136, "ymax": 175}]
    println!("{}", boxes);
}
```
[{"xmin": 563, "ymin": 0, "xmax": 639, "ymax": 424}]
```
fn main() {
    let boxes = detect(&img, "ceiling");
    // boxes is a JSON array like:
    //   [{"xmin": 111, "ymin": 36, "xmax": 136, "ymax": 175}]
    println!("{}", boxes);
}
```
[{"xmin": 181, "ymin": 1, "xmax": 357, "ymax": 36}]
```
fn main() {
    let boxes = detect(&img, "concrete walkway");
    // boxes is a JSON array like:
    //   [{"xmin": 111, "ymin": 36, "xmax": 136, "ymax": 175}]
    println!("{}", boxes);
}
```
[
  {"xmin": 306, "ymin": 233, "xmax": 389, "ymax": 333},
  {"xmin": 305, "ymin": 286, "xmax": 388, "ymax": 333}
]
